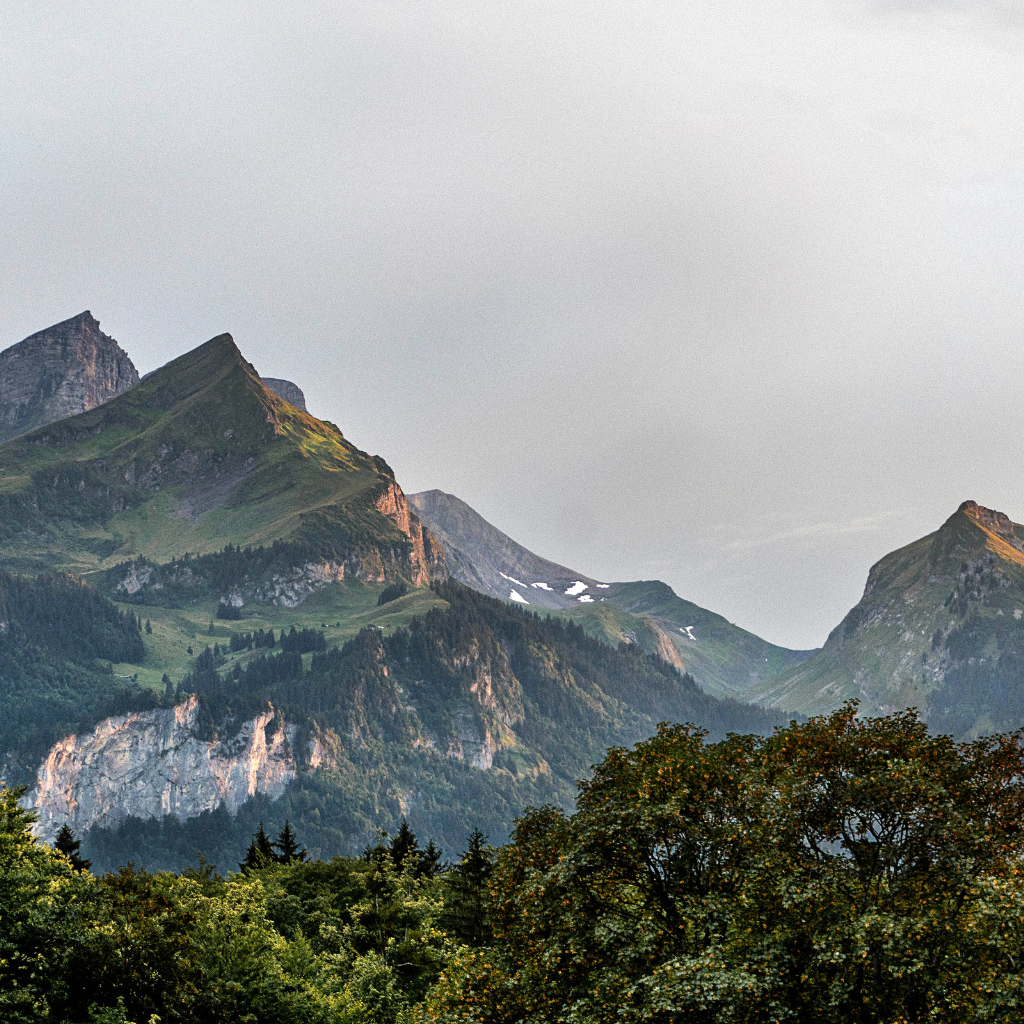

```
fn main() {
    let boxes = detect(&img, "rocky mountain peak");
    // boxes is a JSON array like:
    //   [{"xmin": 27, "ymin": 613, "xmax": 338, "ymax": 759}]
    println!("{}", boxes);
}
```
[
  {"xmin": 261, "ymin": 377, "xmax": 307, "ymax": 412},
  {"xmin": 958, "ymin": 499, "xmax": 1016, "ymax": 540},
  {"xmin": 0, "ymin": 310, "xmax": 140, "ymax": 443},
  {"xmin": 929, "ymin": 500, "xmax": 1024, "ymax": 566}
]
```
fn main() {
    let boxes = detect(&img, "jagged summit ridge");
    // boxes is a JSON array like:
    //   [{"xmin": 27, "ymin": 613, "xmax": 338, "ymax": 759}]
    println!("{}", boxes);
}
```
[
  {"xmin": 0, "ymin": 310, "xmax": 139, "ymax": 443},
  {"xmin": 0, "ymin": 328, "xmax": 445, "ymax": 587}
]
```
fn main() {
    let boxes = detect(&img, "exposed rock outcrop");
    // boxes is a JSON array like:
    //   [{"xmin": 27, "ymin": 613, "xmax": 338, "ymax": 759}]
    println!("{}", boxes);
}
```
[
  {"xmin": 261, "ymin": 377, "xmax": 307, "ymax": 412},
  {"xmin": 376, "ymin": 482, "xmax": 447, "ymax": 586},
  {"xmin": 25, "ymin": 696, "xmax": 297, "ymax": 840},
  {"xmin": 0, "ymin": 311, "xmax": 139, "ymax": 443}
]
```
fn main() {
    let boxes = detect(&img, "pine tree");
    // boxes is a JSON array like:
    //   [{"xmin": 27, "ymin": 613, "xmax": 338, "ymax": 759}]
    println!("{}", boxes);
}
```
[
  {"xmin": 145, "ymin": 619, "xmax": 152, "ymax": 635},
  {"xmin": 389, "ymin": 818, "xmax": 419, "ymax": 871},
  {"xmin": 273, "ymin": 820, "xmax": 307, "ymax": 864},
  {"xmin": 419, "ymin": 839, "xmax": 444, "ymax": 879},
  {"xmin": 53, "ymin": 822, "xmax": 91, "ymax": 872},
  {"xmin": 441, "ymin": 828, "xmax": 493, "ymax": 946},
  {"xmin": 239, "ymin": 822, "xmax": 276, "ymax": 872},
  {"xmin": 162, "ymin": 673, "xmax": 173, "ymax": 702}
]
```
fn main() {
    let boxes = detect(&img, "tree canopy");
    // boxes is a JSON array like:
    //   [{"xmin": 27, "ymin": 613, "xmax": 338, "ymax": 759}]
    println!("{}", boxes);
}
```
[{"xmin": 425, "ymin": 703, "xmax": 1024, "ymax": 1023}]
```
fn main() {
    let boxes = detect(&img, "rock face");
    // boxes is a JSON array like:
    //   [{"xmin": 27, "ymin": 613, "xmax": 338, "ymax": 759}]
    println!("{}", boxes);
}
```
[
  {"xmin": 25, "ymin": 696, "xmax": 297, "ymax": 840},
  {"xmin": 376, "ymin": 482, "xmax": 447, "ymax": 587},
  {"xmin": 0, "ymin": 311, "xmax": 139, "ymax": 443},
  {"xmin": 260, "ymin": 377, "xmax": 307, "ymax": 412}
]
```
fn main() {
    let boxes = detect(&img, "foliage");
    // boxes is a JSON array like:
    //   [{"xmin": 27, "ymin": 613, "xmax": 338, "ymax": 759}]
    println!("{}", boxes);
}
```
[
  {"xmin": 54, "ymin": 823, "xmax": 92, "ymax": 872},
  {"xmin": 377, "ymin": 581, "xmax": 408, "ymax": 606},
  {"xmin": 0, "ymin": 789, "xmax": 469, "ymax": 1023},
  {"xmin": 424, "ymin": 703, "xmax": 1024, "ymax": 1023}
]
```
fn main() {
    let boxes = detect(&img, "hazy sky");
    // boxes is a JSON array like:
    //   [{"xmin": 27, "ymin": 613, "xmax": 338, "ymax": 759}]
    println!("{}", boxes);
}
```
[{"xmin": 3, "ymin": 1, "xmax": 1024, "ymax": 649}]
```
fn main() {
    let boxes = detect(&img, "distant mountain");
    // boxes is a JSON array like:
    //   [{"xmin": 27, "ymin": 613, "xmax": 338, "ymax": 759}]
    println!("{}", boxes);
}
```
[
  {"xmin": 0, "ymin": 331, "xmax": 444, "ymax": 591},
  {"xmin": 260, "ymin": 377, "xmax": 307, "ymax": 412},
  {"xmin": 410, "ymin": 489, "xmax": 812, "ymax": 698},
  {"xmin": 0, "ymin": 325, "xmax": 794, "ymax": 871},
  {"xmin": 0, "ymin": 311, "xmax": 139, "ymax": 443},
  {"xmin": 409, "ymin": 489, "xmax": 605, "ymax": 609},
  {"xmin": 748, "ymin": 500, "xmax": 1024, "ymax": 736}
]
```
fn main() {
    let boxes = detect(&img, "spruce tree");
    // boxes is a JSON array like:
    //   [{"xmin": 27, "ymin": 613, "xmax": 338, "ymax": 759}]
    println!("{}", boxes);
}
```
[
  {"xmin": 419, "ymin": 839, "xmax": 444, "ymax": 879},
  {"xmin": 53, "ymin": 822, "xmax": 91, "ymax": 872},
  {"xmin": 145, "ymin": 619, "xmax": 152, "ymax": 635},
  {"xmin": 389, "ymin": 818, "xmax": 419, "ymax": 871},
  {"xmin": 239, "ymin": 822, "xmax": 276, "ymax": 872},
  {"xmin": 441, "ymin": 829, "xmax": 493, "ymax": 945},
  {"xmin": 273, "ymin": 820, "xmax": 307, "ymax": 864}
]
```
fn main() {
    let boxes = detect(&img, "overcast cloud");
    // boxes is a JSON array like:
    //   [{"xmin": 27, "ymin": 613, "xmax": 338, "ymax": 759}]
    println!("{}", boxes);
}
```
[{"xmin": 3, "ymin": 0, "xmax": 1024, "ymax": 648}]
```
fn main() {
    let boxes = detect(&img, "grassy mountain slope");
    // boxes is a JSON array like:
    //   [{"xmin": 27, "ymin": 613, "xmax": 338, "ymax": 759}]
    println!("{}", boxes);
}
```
[
  {"xmin": 748, "ymin": 501, "xmax": 1024, "ymax": 733},
  {"xmin": 0, "ymin": 333, "xmax": 443, "ymax": 588},
  {"xmin": 410, "ymin": 488, "xmax": 811, "ymax": 698}
]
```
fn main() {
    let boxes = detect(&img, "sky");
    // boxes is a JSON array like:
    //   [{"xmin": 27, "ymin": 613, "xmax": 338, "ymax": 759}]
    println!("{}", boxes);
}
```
[{"xmin": 3, "ymin": 1, "xmax": 1024, "ymax": 649}]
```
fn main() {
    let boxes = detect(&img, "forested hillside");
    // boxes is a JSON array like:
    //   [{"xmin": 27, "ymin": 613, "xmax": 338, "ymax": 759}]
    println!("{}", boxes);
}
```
[
  {"xmin": 80, "ymin": 580, "xmax": 783, "ymax": 871},
  {"xmin": 0, "ymin": 570, "xmax": 154, "ymax": 782}
]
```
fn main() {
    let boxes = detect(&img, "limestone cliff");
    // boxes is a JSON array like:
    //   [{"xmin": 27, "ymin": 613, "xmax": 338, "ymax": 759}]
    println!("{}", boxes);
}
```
[
  {"xmin": 0, "ymin": 311, "xmax": 139, "ymax": 443},
  {"xmin": 376, "ymin": 481, "xmax": 447, "ymax": 586},
  {"xmin": 25, "ymin": 695, "xmax": 297, "ymax": 840}
]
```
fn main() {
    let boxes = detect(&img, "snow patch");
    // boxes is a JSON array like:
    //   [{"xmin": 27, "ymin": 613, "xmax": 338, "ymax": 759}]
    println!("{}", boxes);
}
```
[
  {"xmin": 679, "ymin": 626, "xmax": 696, "ymax": 641},
  {"xmin": 509, "ymin": 590, "xmax": 530, "ymax": 605},
  {"xmin": 578, "ymin": 595, "xmax": 595, "ymax": 603},
  {"xmin": 531, "ymin": 582, "xmax": 553, "ymax": 591},
  {"xmin": 500, "ymin": 571, "xmax": 527, "ymax": 588},
  {"xmin": 564, "ymin": 581, "xmax": 588, "ymax": 596},
  {"xmin": 596, "ymin": 583, "xmax": 610, "ymax": 589}
]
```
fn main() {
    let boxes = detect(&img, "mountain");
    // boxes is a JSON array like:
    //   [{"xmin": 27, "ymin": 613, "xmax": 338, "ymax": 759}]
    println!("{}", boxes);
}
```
[
  {"xmin": 0, "ymin": 311, "xmax": 139, "ymax": 443},
  {"xmin": 0, "ymin": 330, "xmax": 444, "ymax": 591},
  {"xmin": 0, "ymin": 322, "xmax": 791, "ymax": 873},
  {"xmin": 748, "ymin": 500, "xmax": 1024, "ymax": 735},
  {"xmin": 261, "ymin": 377, "xmax": 307, "ymax": 412},
  {"xmin": 18, "ymin": 581, "xmax": 782, "ymax": 868},
  {"xmin": 410, "ymin": 489, "xmax": 812, "ymax": 698}
]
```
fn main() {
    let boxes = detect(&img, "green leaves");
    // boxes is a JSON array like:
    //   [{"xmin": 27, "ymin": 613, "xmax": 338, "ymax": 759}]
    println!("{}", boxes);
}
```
[{"xmin": 426, "ymin": 705, "xmax": 1024, "ymax": 1023}]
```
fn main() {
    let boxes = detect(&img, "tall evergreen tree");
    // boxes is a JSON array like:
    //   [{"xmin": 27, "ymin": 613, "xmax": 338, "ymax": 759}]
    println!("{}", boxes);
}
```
[
  {"xmin": 53, "ymin": 822, "xmax": 91, "ymax": 872},
  {"xmin": 389, "ymin": 818, "xmax": 419, "ymax": 872},
  {"xmin": 441, "ymin": 828, "xmax": 493, "ymax": 945},
  {"xmin": 273, "ymin": 820, "xmax": 306, "ymax": 865},
  {"xmin": 418, "ymin": 839, "xmax": 444, "ymax": 879},
  {"xmin": 239, "ymin": 821, "xmax": 275, "ymax": 872}
]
